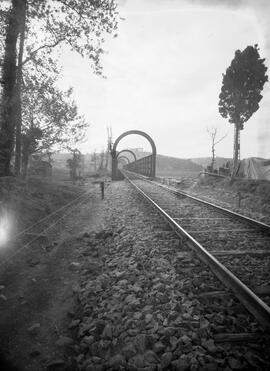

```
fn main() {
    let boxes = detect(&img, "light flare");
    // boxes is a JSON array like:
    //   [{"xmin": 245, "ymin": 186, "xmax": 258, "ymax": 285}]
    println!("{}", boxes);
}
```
[{"xmin": 0, "ymin": 210, "xmax": 11, "ymax": 247}]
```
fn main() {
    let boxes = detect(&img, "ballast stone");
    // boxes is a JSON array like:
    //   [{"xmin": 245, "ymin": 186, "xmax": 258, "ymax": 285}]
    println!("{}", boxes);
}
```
[{"xmin": 56, "ymin": 336, "xmax": 74, "ymax": 347}]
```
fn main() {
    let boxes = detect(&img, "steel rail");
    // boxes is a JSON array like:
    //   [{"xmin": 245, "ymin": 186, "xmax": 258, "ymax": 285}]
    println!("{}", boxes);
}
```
[
  {"xmin": 124, "ymin": 172, "xmax": 270, "ymax": 330},
  {"xmin": 124, "ymin": 170, "xmax": 270, "ymax": 234}
]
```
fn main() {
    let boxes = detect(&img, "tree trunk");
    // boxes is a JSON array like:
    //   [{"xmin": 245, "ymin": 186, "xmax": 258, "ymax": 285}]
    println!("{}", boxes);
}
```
[
  {"xmin": 104, "ymin": 149, "xmax": 109, "ymax": 170},
  {"xmin": 21, "ymin": 136, "xmax": 29, "ymax": 179},
  {"xmin": 14, "ymin": 0, "xmax": 27, "ymax": 176},
  {"xmin": 71, "ymin": 151, "xmax": 77, "ymax": 180},
  {"xmin": 232, "ymin": 123, "xmax": 240, "ymax": 177},
  {"xmin": 21, "ymin": 150, "xmax": 29, "ymax": 179},
  {"xmin": 0, "ymin": 0, "xmax": 21, "ymax": 176},
  {"xmin": 93, "ymin": 152, "xmax": 97, "ymax": 172},
  {"xmin": 211, "ymin": 143, "xmax": 215, "ymax": 172},
  {"xmin": 99, "ymin": 152, "xmax": 104, "ymax": 170}
]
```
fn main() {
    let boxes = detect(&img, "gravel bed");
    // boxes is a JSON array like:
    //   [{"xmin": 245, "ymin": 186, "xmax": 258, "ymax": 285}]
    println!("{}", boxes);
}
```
[{"xmin": 70, "ymin": 181, "xmax": 270, "ymax": 370}]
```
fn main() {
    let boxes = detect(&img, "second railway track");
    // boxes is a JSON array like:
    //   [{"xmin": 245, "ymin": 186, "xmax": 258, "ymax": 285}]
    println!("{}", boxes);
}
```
[{"xmin": 123, "ymin": 171, "xmax": 270, "ymax": 331}]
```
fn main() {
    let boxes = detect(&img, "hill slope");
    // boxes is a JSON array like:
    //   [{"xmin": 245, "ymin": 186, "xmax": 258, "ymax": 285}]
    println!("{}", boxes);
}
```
[
  {"xmin": 192, "ymin": 157, "xmax": 231, "ymax": 169},
  {"xmin": 156, "ymin": 154, "xmax": 202, "ymax": 176}
]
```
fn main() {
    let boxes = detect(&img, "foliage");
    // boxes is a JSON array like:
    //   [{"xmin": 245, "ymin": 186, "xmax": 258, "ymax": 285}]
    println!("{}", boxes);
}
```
[
  {"xmin": 219, "ymin": 44, "xmax": 268, "ymax": 129},
  {"xmin": 21, "ymin": 125, "xmax": 42, "ymax": 177},
  {"xmin": 66, "ymin": 148, "xmax": 82, "ymax": 180},
  {"xmin": 22, "ymin": 62, "xmax": 88, "ymax": 153},
  {"xmin": 22, "ymin": 126, "xmax": 43, "ymax": 154},
  {"xmin": 0, "ymin": 0, "xmax": 118, "ymax": 175},
  {"xmin": 218, "ymin": 44, "xmax": 268, "ymax": 177},
  {"xmin": 23, "ymin": 0, "xmax": 118, "ymax": 74}
]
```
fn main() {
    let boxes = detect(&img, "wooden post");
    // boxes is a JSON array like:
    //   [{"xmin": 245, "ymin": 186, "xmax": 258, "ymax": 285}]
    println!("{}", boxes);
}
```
[{"xmin": 100, "ymin": 181, "xmax": 105, "ymax": 200}]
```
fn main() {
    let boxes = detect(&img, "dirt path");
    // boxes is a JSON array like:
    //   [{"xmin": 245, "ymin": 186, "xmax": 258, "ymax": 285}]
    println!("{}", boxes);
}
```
[{"xmin": 0, "ymin": 183, "xmax": 105, "ymax": 371}]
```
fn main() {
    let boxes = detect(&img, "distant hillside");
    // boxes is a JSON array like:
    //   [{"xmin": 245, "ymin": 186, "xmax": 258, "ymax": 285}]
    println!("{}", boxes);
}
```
[
  {"xmin": 192, "ymin": 157, "xmax": 232, "ymax": 169},
  {"xmin": 51, "ymin": 152, "xmax": 232, "ymax": 176},
  {"xmin": 156, "ymin": 154, "xmax": 202, "ymax": 174},
  {"xmin": 119, "ymin": 149, "xmax": 203, "ymax": 174}
]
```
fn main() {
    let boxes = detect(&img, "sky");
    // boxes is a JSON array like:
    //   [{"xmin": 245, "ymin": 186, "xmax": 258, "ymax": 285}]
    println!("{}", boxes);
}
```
[{"xmin": 58, "ymin": 0, "xmax": 270, "ymax": 159}]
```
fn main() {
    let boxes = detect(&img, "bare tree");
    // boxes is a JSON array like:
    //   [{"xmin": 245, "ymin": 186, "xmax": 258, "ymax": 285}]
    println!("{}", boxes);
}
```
[{"xmin": 207, "ymin": 127, "xmax": 228, "ymax": 172}]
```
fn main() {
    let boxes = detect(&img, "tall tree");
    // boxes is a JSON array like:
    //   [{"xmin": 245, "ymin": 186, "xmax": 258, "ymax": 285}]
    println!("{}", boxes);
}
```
[
  {"xmin": 0, "ymin": 0, "xmax": 21, "ymax": 176},
  {"xmin": 218, "ymin": 44, "xmax": 268, "ymax": 176},
  {"xmin": 0, "ymin": 0, "xmax": 118, "ymax": 176},
  {"xmin": 14, "ymin": 0, "xmax": 26, "ymax": 175},
  {"xmin": 21, "ymin": 125, "xmax": 42, "ymax": 178}
]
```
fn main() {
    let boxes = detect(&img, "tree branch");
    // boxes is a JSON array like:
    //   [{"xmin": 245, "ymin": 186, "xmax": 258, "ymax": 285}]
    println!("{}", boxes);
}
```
[
  {"xmin": 22, "ymin": 38, "xmax": 65, "ymax": 65},
  {"xmin": 214, "ymin": 133, "xmax": 228, "ymax": 145},
  {"xmin": 56, "ymin": 0, "xmax": 86, "ymax": 21}
]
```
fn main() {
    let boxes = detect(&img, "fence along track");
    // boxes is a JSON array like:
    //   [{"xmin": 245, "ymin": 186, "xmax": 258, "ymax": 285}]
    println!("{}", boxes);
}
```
[
  {"xmin": 13, "ymin": 189, "xmax": 92, "ymax": 240},
  {"xmin": 123, "ymin": 171, "xmax": 270, "ymax": 330},
  {"xmin": 0, "ymin": 189, "xmax": 92, "ymax": 267}
]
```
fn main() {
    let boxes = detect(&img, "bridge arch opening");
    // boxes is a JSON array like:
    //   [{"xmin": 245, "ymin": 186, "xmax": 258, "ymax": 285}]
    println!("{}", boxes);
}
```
[
  {"xmin": 118, "ymin": 155, "xmax": 130, "ymax": 164},
  {"xmin": 116, "ymin": 149, "xmax": 137, "ymax": 162},
  {"xmin": 111, "ymin": 130, "xmax": 156, "ymax": 180},
  {"xmin": 118, "ymin": 156, "xmax": 130, "ymax": 170}
]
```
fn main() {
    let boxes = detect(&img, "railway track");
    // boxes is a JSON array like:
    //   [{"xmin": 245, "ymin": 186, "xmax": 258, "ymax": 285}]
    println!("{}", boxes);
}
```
[
  {"xmin": 72, "ymin": 178, "xmax": 270, "ymax": 370},
  {"xmin": 123, "ymin": 171, "xmax": 270, "ymax": 332}
]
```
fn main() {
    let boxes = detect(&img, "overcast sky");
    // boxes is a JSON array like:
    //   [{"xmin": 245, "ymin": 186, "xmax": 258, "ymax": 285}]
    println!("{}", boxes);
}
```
[{"xmin": 58, "ymin": 0, "xmax": 270, "ymax": 159}]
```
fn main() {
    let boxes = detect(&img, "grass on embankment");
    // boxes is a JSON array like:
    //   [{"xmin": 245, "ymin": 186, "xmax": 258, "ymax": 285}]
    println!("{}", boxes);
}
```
[{"xmin": 0, "ymin": 176, "xmax": 84, "ymax": 235}]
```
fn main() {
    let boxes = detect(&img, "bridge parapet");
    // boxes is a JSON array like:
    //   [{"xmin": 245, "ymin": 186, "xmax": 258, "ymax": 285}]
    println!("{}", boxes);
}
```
[{"xmin": 124, "ymin": 154, "xmax": 155, "ymax": 178}]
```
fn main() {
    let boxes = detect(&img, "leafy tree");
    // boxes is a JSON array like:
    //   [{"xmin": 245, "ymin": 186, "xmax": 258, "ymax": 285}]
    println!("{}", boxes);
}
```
[
  {"xmin": 66, "ymin": 148, "xmax": 82, "ymax": 181},
  {"xmin": 21, "ymin": 65, "xmax": 88, "ymax": 172},
  {"xmin": 21, "ymin": 125, "xmax": 42, "ymax": 178},
  {"xmin": 14, "ymin": 0, "xmax": 26, "ymax": 174},
  {"xmin": 218, "ymin": 44, "xmax": 268, "ymax": 176},
  {"xmin": 0, "ymin": 0, "xmax": 118, "ymax": 176},
  {"xmin": 0, "ymin": 0, "xmax": 22, "ymax": 176}
]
